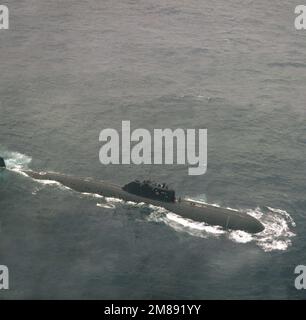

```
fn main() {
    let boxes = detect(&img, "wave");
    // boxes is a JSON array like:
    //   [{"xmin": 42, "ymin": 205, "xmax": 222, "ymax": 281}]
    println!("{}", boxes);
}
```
[
  {"xmin": 0, "ymin": 148, "xmax": 32, "ymax": 171},
  {"xmin": 246, "ymin": 207, "xmax": 296, "ymax": 252}
]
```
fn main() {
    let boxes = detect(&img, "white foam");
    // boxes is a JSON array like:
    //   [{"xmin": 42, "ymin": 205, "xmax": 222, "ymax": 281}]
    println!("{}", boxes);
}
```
[
  {"xmin": 97, "ymin": 203, "xmax": 116, "ymax": 209},
  {"xmin": 1, "ymin": 150, "xmax": 32, "ymax": 171},
  {"xmin": 105, "ymin": 196, "xmax": 124, "ymax": 203},
  {"xmin": 147, "ymin": 205, "xmax": 226, "ymax": 239},
  {"xmin": 228, "ymin": 230, "xmax": 253, "ymax": 243},
  {"xmin": 247, "ymin": 207, "xmax": 296, "ymax": 252},
  {"xmin": 81, "ymin": 192, "xmax": 104, "ymax": 199},
  {"xmin": 1, "ymin": 149, "xmax": 33, "ymax": 180}
]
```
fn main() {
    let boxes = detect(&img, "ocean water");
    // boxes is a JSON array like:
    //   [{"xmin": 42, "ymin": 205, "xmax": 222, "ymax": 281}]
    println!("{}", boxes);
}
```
[{"xmin": 0, "ymin": 0, "xmax": 306, "ymax": 299}]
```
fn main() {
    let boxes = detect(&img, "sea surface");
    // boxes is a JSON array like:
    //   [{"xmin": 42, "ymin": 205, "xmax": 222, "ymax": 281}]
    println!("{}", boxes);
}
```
[{"xmin": 1, "ymin": 0, "xmax": 306, "ymax": 299}]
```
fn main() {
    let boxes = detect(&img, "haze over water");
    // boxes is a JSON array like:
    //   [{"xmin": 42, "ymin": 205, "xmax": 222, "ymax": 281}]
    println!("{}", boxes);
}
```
[{"xmin": 0, "ymin": 1, "xmax": 306, "ymax": 299}]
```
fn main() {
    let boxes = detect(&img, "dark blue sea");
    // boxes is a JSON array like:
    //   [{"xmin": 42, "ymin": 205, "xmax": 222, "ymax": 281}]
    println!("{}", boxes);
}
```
[{"xmin": 0, "ymin": 0, "xmax": 306, "ymax": 299}]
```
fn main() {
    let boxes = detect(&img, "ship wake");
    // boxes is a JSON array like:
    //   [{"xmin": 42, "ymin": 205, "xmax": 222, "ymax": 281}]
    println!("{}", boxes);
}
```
[{"xmin": 2, "ymin": 148, "xmax": 296, "ymax": 252}]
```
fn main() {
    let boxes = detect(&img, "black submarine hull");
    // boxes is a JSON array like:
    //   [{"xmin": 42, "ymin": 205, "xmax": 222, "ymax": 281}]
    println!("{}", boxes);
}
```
[{"xmin": 22, "ymin": 170, "xmax": 264, "ymax": 234}]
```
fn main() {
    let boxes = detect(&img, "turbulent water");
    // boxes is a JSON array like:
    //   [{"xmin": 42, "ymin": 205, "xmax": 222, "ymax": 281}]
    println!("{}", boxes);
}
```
[{"xmin": 1, "ymin": 1, "xmax": 306, "ymax": 299}]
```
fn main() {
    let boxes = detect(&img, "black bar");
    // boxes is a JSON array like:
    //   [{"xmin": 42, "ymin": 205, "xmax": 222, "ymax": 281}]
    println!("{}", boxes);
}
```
[{"xmin": 0, "ymin": 300, "xmax": 305, "ymax": 318}]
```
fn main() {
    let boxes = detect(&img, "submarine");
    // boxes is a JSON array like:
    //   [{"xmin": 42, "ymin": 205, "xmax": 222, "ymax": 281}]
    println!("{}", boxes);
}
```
[{"xmin": 0, "ymin": 157, "xmax": 264, "ymax": 234}]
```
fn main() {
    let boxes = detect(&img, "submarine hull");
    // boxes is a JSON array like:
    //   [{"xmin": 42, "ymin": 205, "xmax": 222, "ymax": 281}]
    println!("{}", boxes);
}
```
[{"xmin": 23, "ymin": 170, "xmax": 264, "ymax": 234}]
